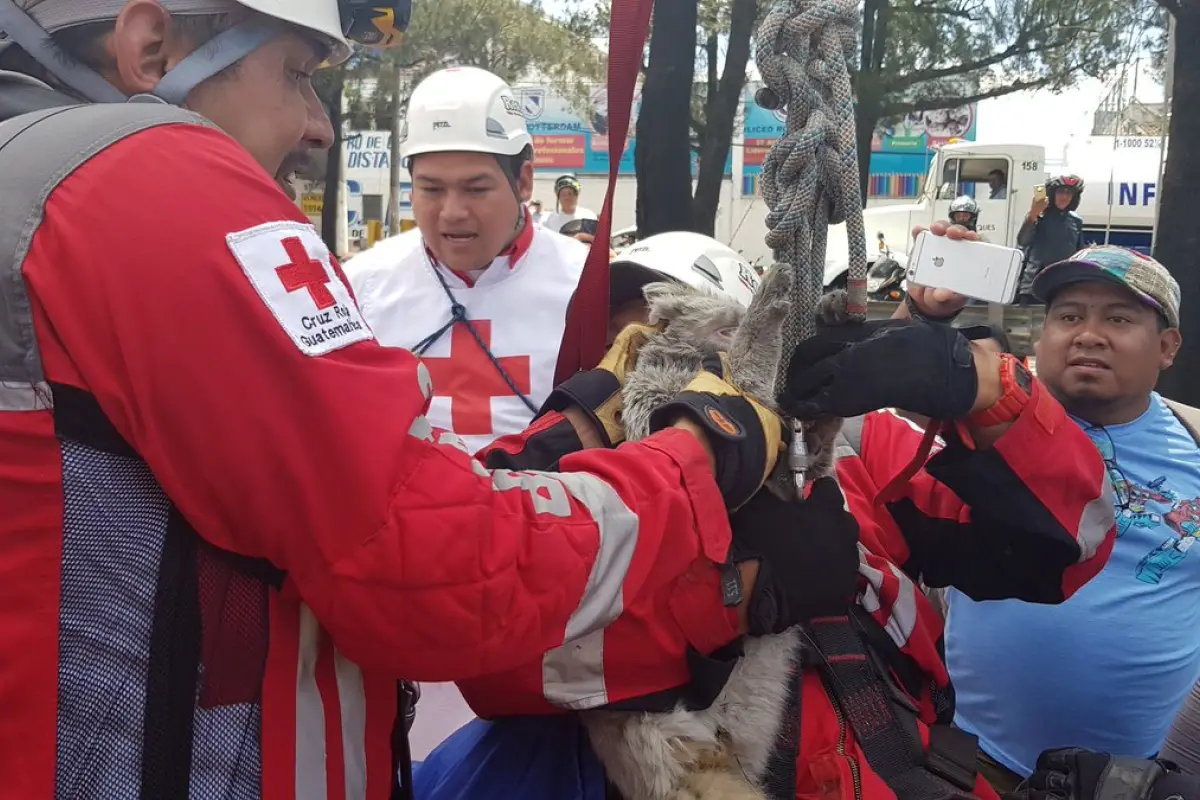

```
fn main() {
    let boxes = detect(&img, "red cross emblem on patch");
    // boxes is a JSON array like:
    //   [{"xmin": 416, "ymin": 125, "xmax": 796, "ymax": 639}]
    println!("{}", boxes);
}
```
[
  {"xmin": 225, "ymin": 221, "xmax": 373, "ymax": 357},
  {"xmin": 421, "ymin": 322, "xmax": 532, "ymax": 436},
  {"xmin": 275, "ymin": 236, "xmax": 336, "ymax": 309}
]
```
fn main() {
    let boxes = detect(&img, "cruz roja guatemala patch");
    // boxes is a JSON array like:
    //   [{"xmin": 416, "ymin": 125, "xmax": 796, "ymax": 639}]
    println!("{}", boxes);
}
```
[{"xmin": 226, "ymin": 221, "xmax": 374, "ymax": 357}]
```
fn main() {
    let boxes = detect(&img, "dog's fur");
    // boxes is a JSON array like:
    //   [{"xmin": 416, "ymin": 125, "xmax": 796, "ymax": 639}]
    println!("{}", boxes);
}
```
[{"xmin": 584, "ymin": 271, "xmax": 849, "ymax": 800}]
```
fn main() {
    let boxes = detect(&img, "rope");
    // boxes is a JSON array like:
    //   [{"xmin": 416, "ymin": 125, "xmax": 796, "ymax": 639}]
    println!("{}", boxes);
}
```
[
  {"xmin": 753, "ymin": 7, "xmax": 869, "ymax": 793},
  {"xmin": 755, "ymin": 0, "xmax": 868, "ymax": 493}
]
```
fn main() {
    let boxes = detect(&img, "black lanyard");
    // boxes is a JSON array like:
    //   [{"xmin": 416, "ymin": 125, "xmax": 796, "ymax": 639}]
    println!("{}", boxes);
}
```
[{"xmin": 411, "ymin": 256, "xmax": 538, "ymax": 415}]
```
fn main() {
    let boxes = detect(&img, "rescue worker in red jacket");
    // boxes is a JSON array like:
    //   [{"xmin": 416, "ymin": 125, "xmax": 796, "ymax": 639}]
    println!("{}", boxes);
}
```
[
  {"xmin": 476, "ymin": 228, "xmax": 1116, "ymax": 799},
  {"xmin": 0, "ymin": 2, "xmax": 841, "ymax": 798}
]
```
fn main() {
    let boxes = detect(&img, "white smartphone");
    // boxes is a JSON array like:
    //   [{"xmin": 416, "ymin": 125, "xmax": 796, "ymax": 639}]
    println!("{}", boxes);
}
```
[{"xmin": 906, "ymin": 231, "xmax": 1024, "ymax": 305}]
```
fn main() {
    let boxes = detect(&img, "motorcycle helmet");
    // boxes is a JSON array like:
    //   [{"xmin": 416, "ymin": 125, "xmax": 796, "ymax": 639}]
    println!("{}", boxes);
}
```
[
  {"xmin": 555, "ymin": 174, "xmax": 582, "ymax": 199},
  {"xmin": 948, "ymin": 195, "xmax": 980, "ymax": 231},
  {"xmin": 610, "ymin": 231, "xmax": 760, "ymax": 310},
  {"xmin": 1047, "ymin": 174, "xmax": 1085, "ymax": 212}
]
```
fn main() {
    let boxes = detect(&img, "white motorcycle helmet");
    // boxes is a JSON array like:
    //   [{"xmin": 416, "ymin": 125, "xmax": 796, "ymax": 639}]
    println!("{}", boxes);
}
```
[
  {"xmin": 399, "ymin": 67, "xmax": 533, "ymax": 162},
  {"xmin": 610, "ymin": 231, "xmax": 761, "ymax": 310},
  {"xmin": 0, "ymin": 0, "xmax": 408, "ymax": 104}
]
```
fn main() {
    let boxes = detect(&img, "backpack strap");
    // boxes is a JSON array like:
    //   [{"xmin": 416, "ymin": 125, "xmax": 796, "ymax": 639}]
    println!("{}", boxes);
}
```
[
  {"xmin": 808, "ymin": 613, "xmax": 979, "ymax": 800},
  {"xmin": 1162, "ymin": 398, "xmax": 1200, "ymax": 448},
  {"xmin": 0, "ymin": 101, "xmax": 213, "ymax": 411}
]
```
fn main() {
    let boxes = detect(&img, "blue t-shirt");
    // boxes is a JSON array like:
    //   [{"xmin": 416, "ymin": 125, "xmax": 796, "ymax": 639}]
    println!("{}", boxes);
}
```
[{"xmin": 945, "ymin": 393, "xmax": 1200, "ymax": 775}]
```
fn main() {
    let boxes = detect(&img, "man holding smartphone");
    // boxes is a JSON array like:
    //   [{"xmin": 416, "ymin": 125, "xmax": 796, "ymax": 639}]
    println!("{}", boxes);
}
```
[{"xmin": 1015, "ymin": 174, "xmax": 1087, "ymax": 305}]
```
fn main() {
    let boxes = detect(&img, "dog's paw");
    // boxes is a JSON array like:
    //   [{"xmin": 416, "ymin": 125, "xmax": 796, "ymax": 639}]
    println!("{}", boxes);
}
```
[{"xmin": 816, "ymin": 289, "xmax": 851, "ymax": 327}]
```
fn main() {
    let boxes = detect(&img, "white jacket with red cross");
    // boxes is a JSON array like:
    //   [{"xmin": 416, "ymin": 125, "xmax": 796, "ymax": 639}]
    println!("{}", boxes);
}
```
[{"xmin": 344, "ymin": 215, "xmax": 587, "ymax": 455}]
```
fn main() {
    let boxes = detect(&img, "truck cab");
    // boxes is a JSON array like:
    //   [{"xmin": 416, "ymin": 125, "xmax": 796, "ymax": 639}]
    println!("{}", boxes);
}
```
[{"xmin": 823, "ymin": 142, "xmax": 1048, "ymax": 288}]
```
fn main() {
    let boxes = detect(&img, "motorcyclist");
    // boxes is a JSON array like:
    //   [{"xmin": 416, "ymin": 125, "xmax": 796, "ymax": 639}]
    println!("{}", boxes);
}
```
[
  {"xmin": 0, "ymin": 3, "xmax": 821, "ymax": 797},
  {"xmin": 949, "ymin": 194, "xmax": 981, "ymax": 232},
  {"xmin": 1016, "ymin": 174, "xmax": 1086, "ymax": 303},
  {"xmin": 541, "ymin": 172, "xmax": 597, "ymax": 234}
]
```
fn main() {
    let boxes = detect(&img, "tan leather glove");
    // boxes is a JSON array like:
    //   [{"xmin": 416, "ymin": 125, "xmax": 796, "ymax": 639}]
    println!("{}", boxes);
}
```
[
  {"xmin": 538, "ymin": 323, "xmax": 657, "ymax": 447},
  {"xmin": 648, "ymin": 353, "xmax": 784, "ymax": 509}
]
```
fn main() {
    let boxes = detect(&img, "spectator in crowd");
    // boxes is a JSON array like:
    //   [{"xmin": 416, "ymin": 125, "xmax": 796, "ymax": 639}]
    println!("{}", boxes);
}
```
[
  {"xmin": 945, "ymin": 246, "xmax": 1200, "ymax": 793},
  {"xmin": 528, "ymin": 199, "xmax": 545, "ymax": 225},
  {"xmin": 989, "ymin": 168, "xmax": 1008, "ymax": 199},
  {"xmin": 1016, "ymin": 174, "xmax": 1086, "ymax": 304},
  {"xmin": 541, "ymin": 173, "xmax": 597, "ymax": 234}
]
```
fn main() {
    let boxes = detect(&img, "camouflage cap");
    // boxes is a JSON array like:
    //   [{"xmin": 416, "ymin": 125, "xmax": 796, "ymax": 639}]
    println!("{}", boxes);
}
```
[{"xmin": 1033, "ymin": 245, "xmax": 1181, "ymax": 329}]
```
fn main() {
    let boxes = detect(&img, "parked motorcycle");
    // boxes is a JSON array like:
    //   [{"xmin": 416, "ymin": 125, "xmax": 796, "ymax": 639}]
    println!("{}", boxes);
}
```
[{"xmin": 866, "ymin": 235, "xmax": 905, "ymax": 301}]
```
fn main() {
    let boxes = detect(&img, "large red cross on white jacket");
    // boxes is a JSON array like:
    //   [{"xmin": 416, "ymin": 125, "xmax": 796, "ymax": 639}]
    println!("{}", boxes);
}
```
[{"xmin": 344, "ymin": 219, "xmax": 587, "ymax": 455}]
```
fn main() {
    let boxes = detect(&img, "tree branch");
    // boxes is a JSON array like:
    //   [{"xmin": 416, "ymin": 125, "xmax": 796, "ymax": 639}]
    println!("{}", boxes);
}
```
[
  {"xmin": 883, "ymin": 29, "xmax": 1036, "ymax": 92},
  {"xmin": 902, "ymin": 4, "xmax": 981, "ymax": 19},
  {"xmin": 881, "ymin": 77, "xmax": 1055, "ymax": 117},
  {"xmin": 1155, "ymin": 0, "xmax": 1181, "ymax": 15}
]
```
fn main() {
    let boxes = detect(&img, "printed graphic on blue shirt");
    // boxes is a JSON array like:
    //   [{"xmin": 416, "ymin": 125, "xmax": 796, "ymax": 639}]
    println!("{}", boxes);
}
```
[
  {"xmin": 1095, "ymin": 434, "xmax": 1200, "ymax": 583},
  {"xmin": 946, "ymin": 393, "xmax": 1200, "ymax": 775}
]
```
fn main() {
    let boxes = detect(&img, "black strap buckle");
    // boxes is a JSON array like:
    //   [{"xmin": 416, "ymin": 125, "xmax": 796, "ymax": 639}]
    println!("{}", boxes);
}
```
[{"xmin": 925, "ymin": 723, "xmax": 980, "ymax": 792}]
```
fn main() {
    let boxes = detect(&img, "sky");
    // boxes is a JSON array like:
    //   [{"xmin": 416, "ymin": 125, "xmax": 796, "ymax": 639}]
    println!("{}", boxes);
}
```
[{"xmin": 974, "ymin": 70, "xmax": 1165, "ymax": 157}]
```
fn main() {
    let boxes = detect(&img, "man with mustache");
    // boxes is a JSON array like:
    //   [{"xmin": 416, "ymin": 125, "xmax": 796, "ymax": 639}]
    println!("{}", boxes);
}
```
[{"xmin": 946, "ymin": 246, "xmax": 1200, "ymax": 795}]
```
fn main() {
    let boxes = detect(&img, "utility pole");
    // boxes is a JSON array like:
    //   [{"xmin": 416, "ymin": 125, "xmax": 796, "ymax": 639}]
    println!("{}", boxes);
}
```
[{"xmin": 387, "ymin": 65, "xmax": 413, "ymax": 236}]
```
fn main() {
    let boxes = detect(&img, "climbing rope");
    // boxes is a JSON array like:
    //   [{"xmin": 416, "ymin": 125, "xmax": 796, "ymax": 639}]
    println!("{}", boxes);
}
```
[
  {"xmin": 755, "ymin": 0, "xmax": 868, "ymax": 493},
  {"xmin": 753, "ymin": 6, "xmax": 869, "ymax": 796}
]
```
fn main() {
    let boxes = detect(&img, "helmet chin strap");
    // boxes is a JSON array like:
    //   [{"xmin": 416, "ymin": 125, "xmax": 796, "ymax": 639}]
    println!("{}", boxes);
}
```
[
  {"xmin": 149, "ymin": 19, "xmax": 280, "ymax": 104},
  {"xmin": 491, "ymin": 158, "xmax": 527, "ymax": 263},
  {"xmin": 0, "ymin": 0, "xmax": 279, "ymax": 106}
]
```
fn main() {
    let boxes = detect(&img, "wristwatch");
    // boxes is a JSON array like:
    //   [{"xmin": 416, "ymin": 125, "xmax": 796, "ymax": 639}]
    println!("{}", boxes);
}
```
[{"xmin": 966, "ymin": 352, "xmax": 1034, "ymax": 427}]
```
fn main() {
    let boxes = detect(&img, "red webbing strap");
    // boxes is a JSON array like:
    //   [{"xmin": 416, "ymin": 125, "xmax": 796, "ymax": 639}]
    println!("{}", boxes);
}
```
[
  {"xmin": 552, "ymin": 0, "xmax": 654, "ymax": 383},
  {"xmin": 873, "ymin": 423, "xmax": 942, "ymax": 506}
]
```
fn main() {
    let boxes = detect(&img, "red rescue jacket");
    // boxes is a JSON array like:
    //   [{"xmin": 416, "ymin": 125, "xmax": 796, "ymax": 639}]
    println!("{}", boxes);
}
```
[
  {"xmin": 0, "ymin": 114, "xmax": 742, "ymax": 799},
  {"xmin": 478, "ymin": 395, "xmax": 1116, "ymax": 799}
]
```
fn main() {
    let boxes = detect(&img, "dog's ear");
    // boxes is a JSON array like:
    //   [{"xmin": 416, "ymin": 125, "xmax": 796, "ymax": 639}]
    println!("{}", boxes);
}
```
[{"xmin": 644, "ymin": 281, "xmax": 707, "ymax": 325}]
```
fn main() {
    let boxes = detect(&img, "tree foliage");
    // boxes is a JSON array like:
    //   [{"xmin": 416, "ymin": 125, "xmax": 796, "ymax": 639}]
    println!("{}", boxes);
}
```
[
  {"xmin": 341, "ymin": 0, "xmax": 605, "ymax": 130},
  {"xmin": 854, "ymin": 0, "xmax": 1157, "ymax": 193}
]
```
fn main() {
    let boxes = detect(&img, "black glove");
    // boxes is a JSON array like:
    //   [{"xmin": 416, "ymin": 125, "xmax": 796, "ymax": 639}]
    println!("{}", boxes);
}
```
[
  {"xmin": 1006, "ymin": 748, "xmax": 1200, "ymax": 800},
  {"xmin": 780, "ymin": 319, "xmax": 979, "ymax": 421},
  {"xmin": 728, "ymin": 478, "xmax": 861, "ymax": 636}
]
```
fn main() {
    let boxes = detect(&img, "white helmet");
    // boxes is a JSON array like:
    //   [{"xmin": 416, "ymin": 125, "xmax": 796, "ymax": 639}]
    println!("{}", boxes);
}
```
[
  {"xmin": 400, "ymin": 67, "xmax": 533, "ymax": 162},
  {"xmin": 611, "ymin": 232, "xmax": 761, "ymax": 309},
  {"xmin": 0, "ymin": 0, "xmax": 410, "ymax": 104},
  {"xmin": 235, "ymin": 0, "xmax": 354, "ymax": 63}
]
